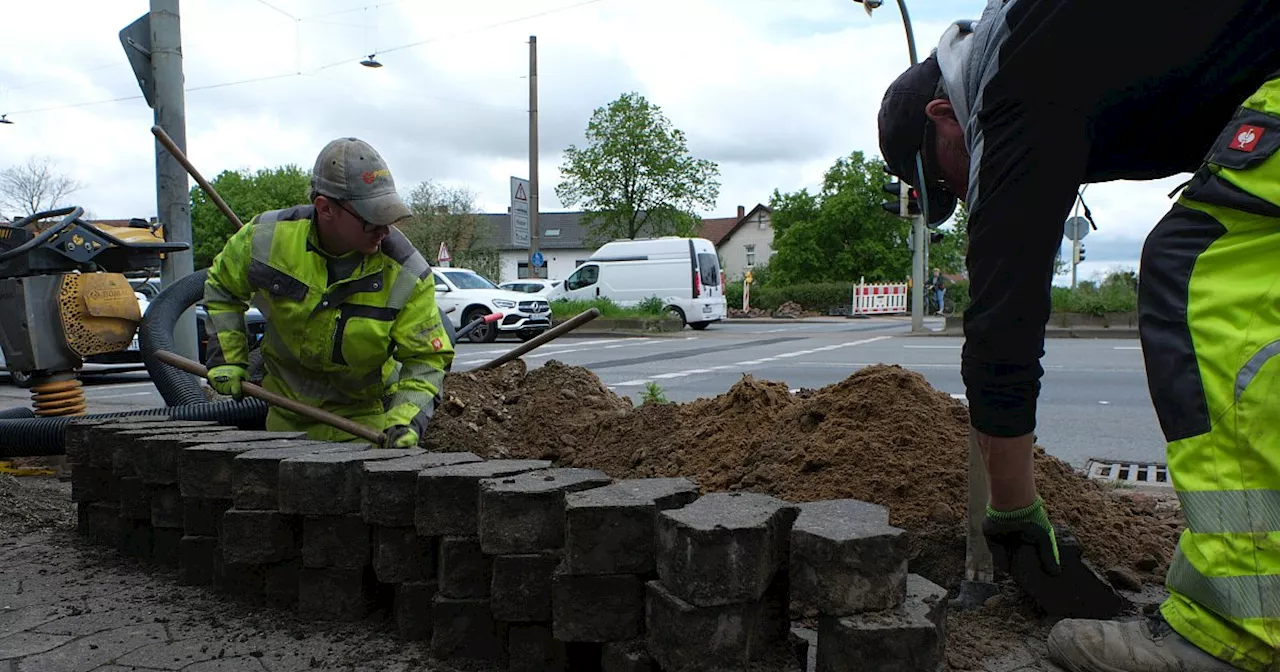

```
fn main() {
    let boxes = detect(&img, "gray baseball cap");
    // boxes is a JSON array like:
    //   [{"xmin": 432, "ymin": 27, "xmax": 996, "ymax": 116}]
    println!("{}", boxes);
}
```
[{"xmin": 310, "ymin": 137, "xmax": 412, "ymax": 227}]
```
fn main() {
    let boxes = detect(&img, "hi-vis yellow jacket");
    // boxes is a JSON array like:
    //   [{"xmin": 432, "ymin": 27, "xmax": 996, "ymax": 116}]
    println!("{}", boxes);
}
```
[{"xmin": 202, "ymin": 205, "xmax": 453, "ymax": 441}]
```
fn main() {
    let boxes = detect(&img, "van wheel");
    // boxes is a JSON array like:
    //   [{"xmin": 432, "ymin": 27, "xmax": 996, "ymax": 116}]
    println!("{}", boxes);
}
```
[
  {"xmin": 689, "ymin": 321, "xmax": 710, "ymax": 331},
  {"xmin": 665, "ymin": 306, "xmax": 686, "ymax": 327},
  {"xmin": 464, "ymin": 307, "xmax": 499, "ymax": 343}
]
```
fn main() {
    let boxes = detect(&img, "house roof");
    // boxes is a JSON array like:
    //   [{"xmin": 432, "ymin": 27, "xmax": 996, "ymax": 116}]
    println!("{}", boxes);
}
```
[
  {"xmin": 478, "ymin": 211, "xmax": 594, "ymax": 251},
  {"xmin": 696, "ymin": 204, "xmax": 771, "ymax": 246}
]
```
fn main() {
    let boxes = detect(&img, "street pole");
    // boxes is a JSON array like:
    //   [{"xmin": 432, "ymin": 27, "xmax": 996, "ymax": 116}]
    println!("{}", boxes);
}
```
[
  {"xmin": 887, "ymin": 0, "xmax": 925, "ymax": 333},
  {"xmin": 528, "ymin": 35, "xmax": 541, "ymax": 280},
  {"xmin": 150, "ymin": 0, "xmax": 196, "ymax": 359}
]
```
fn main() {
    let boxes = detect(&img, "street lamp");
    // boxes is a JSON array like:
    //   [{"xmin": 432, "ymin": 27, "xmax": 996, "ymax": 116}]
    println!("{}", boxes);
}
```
[
  {"xmin": 360, "ymin": 54, "xmax": 383, "ymax": 68},
  {"xmin": 0, "ymin": 114, "xmax": 12, "ymax": 125}
]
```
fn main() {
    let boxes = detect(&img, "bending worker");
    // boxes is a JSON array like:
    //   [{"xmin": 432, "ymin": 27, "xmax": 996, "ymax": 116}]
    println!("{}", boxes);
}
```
[
  {"xmin": 879, "ymin": 2, "xmax": 1280, "ymax": 670},
  {"xmin": 201, "ymin": 137, "xmax": 453, "ymax": 448}
]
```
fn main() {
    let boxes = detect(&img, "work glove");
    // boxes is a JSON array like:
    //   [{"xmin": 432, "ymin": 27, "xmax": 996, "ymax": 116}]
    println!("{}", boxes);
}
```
[
  {"xmin": 382, "ymin": 425, "xmax": 419, "ymax": 449},
  {"xmin": 207, "ymin": 365, "xmax": 249, "ymax": 400},
  {"xmin": 982, "ymin": 495, "xmax": 1061, "ymax": 577}
]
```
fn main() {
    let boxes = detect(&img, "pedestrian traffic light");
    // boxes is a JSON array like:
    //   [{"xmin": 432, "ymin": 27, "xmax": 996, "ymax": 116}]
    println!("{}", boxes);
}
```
[{"xmin": 881, "ymin": 180, "xmax": 922, "ymax": 217}]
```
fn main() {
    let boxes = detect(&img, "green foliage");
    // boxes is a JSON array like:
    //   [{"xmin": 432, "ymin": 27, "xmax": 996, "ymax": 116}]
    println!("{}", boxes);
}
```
[
  {"xmin": 928, "ymin": 202, "xmax": 968, "ymax": 275},
  {"xmin": 191, "ymin": 165, "xmax": 310, "ymax": 268},
  {"xmin": 768, "ymin": 152, "xmax": 911, "ymax": 285},
  {"xmin": 636, "ymin": 295, "xmax": 666, "ymax": 314},
  {"xmin": 753, "ymin": 283, "xmax": 857, "ymax": 313},
  {"xmin": 399, "ymin": 180, "xmax": 499, "ymax": 281},
  {"xmin": 640, "ymin": 382, "xmax": 669, "ymax": 405},
  {"xmin": 948, "ymin": 279, "xmax": 971, "ymax": 314},
  {"xmin": 1051, "ymin": 270, "xmax": 1138, "ymax": 315},
  {"xmin": 556, "ymin": 92, "xmax": 720, "ymax": 243}
]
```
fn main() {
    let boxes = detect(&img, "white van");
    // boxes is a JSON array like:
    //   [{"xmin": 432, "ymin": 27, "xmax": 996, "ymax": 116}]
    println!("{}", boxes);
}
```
[{"xmin": 549, "ymin": 237, "xmax": 727, "ymax": 330}]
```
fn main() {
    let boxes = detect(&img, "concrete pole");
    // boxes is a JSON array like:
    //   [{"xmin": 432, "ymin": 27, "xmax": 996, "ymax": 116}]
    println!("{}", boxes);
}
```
[
  {"xmin": 528, "ymin": 35, "xmax": 540, "ymax": 280},
  {"xmin": 150, "ymin": 0, "xmax": 196, "ymax": 359}
]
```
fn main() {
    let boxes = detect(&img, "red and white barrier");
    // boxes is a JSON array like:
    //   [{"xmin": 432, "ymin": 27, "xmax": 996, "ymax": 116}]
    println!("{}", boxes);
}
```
[{"xmin": 851, "ymin": 279, "xmax": 909, "ymax": 315}]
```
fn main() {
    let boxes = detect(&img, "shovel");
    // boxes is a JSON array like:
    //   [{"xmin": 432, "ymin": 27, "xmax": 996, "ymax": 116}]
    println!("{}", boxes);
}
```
[{"xmin": 153, "ymin": 350, "xmax": 387, "ymax": 447}]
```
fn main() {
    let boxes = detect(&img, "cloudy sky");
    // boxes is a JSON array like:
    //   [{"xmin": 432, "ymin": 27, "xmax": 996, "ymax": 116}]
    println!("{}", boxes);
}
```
[{"xmin": 2, "ymin": 0, "xmax": 1185, "ymax": 284}]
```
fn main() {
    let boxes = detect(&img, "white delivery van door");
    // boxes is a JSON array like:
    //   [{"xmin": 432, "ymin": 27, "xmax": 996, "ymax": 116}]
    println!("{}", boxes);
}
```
[{"xmin": 561, "ymin": 263, "xmax": 601, "ymax": 300}]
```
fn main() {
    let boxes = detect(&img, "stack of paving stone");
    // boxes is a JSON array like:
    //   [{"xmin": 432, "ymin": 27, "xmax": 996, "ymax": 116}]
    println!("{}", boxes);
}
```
[
  {"xmin": 67, "ymin": 417, "xmax": 950, "ymax": 671},
  {"xmin": 789, "ymin": 499, "xmax": 949, "ymax": 672},
  {"xmin": 647, "ymin": 491, "xmax": 800, "ymax": 671},
  {"xmin": 559, "ymin": 478, "xmax": 700, "ymax": 671}
]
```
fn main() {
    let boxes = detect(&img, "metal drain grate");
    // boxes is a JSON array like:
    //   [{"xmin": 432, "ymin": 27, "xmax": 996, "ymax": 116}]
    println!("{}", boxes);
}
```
[{"xmin": 1084, "ymin": 459, "xmax": 1173, "ymax": 488}]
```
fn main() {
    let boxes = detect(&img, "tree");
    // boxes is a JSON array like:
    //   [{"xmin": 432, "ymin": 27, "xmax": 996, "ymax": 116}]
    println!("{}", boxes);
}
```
[
  {"xmin": 399, "ymin": 180, "xmax": 499, "ymax": 281},
  {"xmin": 768, "ymin": 152, "xmax": 912, "ymax": 285},
  {"xmin": 191, "ymin": 165, "xmax": 310, "ymax": 268},
  {"xmin": 556, "ymin": 92, "xmax": 720, "ymax": 243},
  {"xmin": 0, "ymin": 156, "xmax": 83, "ymax": 219},
  {"xmin": 927, "ymin": 202, "xmax": 968, "ymax": 275}
]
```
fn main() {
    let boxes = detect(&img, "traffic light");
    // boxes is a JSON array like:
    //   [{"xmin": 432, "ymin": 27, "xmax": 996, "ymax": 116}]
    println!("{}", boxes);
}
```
[
  {"xmin": 881, "ymin": 180, "xmax": 922, "ymax": 217},
  {"xmin": 930, "ymin": 231, "xmax": 945, "ymax": 245},
  {"xmin": 1078, "ymin": 242, "xmax": 1086, "ymax": 264},
  {"xmin": 1073, "ymin": 242, "xmax": 1087, "ymax": 265}
]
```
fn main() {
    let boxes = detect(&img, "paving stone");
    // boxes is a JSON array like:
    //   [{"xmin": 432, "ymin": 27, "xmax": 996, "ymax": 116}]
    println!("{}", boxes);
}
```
[
  {"xmin": 179, "ymin": 535, "xmax": 219, "ymax": 586},
  {"xmin": 116, "ymin": 476, "xmax": 149, "ymax": 521},
  {"xmin": 656, "ymin": 491, "xmax": 799, "ymax": 607},
  {"xmin": 114, "ymin": 634, "xmax": 223, "ymax": 670},
  {"xmin": 508, "ymin": 623, "xmax": 566, "ymax": 672},
  {"xmin": 279, "ymin": 448, "xmax": 423, "ymax": 515},
  {"xmin": 118, "ymin": 427, "xmax": 241, "ymax": 484},
  {"xmin": 264, "ymin": 560, "xmax": 301, "ymax": 609},
  {"xmin": 552, "ymin": 570, "xmax": 644, "ymax": 643},
  {"xmin": 490, "ymin": 552, "xmax": 560, "ymax": 622},
  {"xmin": 0, "ymin": 631, "xmax": 75, "ymax": 659},
  {"xmin": 437, "ymin": 536, "xmax": 493, "ymax": 599},
  {"xmin": 231, "ymin": 442, "xmax": 360, "ymax": 510},
  {"xmin": 395, "ymin": 580, "xmax": 438, "ymax": 641},
  {"xmin": 815, "ymin": 574, "xmax": 947, "ymax": 672},
  {"xmin": 790, "ymin": 499, "xmax": 908, "ymax": 617},
  {"xmin": 221, "ymin": 510, "xmax": 300, "ymax": 565},
  {"xmin": 429, "ymin": 595, "xmax": 503, "ymax": 662},
  {"xmin": 152, "ymin": 526, "xmax": 183, "ymax": 566},
  {"xmin": 75, "ymin": 501, "xmax": 89, "ymax": 537},
  {"xmin": 362, "ymin": 451, "xmax": 483, "ymax": 527},
  {"xmin": 10, "ymin": 623, "xmax": 166, "ymax": 672},
  {"xmin": 791, "ymin": 626, "xmax": 816, "ymax": 672},
  {"xmin": 373, "ymin": 526, "xmax": 436, "ymax": 584},
  {"xmin": 302, "ymin": 514, "xmax": 370, "ymax": 569},
  {"xmin": 179, "ymin": 435, "xmax": 314, "ymax": 499},
  {"xmin": 644, "ymin": 578, "xmax": 789, "ymax": 672},
  {"xmin": 478, "ymin": 468, "xmax": 612, "ymax": 555},
  {"xmin": 85, "ymin": 502, "xmax": 119, "ymax": 546},
  {"xmin": 565, "ymin": 478, "xmax": 699, "ymax": 575},
  {"xmin": 115, "ymin": 519, "xmax": 152, "ymax": 558},
  {"xmin": 149, "ymin": 484, "xmax": 184, "ymax": 529},
  {"xmin": 182, "ymin": 497, "xmax": 232, "ymax": 537},
  {"xmin": 71, "ymin": 465, "xmax": 113, "ymax": 503},
  {"xmin": 415, "ymin": 459, "xmax": 551, "ymax": 537},
  {"xmin": 298, "ymin": 567, "xmax": 373, "ymax": 621},
  {"xmin": 66, "ymin": 418, "xmax": 210, "ymax": 467},
  {"xmin": 601, "ymin": 641, "xmax": 657, "ymax": 672},
  {"xmin": 216, "ymin": 562, "xmax": 266, "ymax": 602}
]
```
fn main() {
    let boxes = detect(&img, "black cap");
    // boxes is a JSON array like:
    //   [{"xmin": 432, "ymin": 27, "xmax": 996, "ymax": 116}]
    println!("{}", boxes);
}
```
[{"xmin": 877, "ymin": 55, "xmax": 958, "ymax": 226}]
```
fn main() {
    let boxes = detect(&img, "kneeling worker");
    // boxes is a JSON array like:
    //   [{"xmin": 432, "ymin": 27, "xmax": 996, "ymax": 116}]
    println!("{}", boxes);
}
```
[{"xmin": 201, "ymin": 137, "xmax": 453, "ymax": 448}]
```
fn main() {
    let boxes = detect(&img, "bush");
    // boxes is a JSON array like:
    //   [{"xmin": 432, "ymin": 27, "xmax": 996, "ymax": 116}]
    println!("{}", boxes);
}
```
[
  {"xmin": 551, "ymin": 297, "xmax": 672, "ymax": 320},
  {"xmin": 753, "ymin": 282, "xmax": 857, "ymax": 313},
  {"xmin": 636, "ymin": 295, "xmax": 666, "ymax": 315},
  {"xmin": 948, "ymin": 279, "xmax": 970, "ymax": 314}
]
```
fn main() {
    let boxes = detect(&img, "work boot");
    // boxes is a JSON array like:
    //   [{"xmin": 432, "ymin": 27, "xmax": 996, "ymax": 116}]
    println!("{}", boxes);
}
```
[{"xmin": 1047, "ymin": 613, "xmax": 1240, "ymax": 671}]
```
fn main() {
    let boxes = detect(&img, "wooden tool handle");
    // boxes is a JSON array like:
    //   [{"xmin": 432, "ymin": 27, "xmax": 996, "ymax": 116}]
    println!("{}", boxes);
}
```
[
  {"xmin": 151, "ymin": 125, "xmax": 245, "ymax": 231},
  {"xmin": 153, "ymin": 350, "xmax": 386, "ymax": 446},
  {"xmin": 474, "ymin": 308, "xmax": 601, "ymax": 372}
]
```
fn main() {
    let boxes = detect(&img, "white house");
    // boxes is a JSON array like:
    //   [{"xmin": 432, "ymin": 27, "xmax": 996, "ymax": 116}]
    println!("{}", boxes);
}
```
[
  {"xmin": 697, "ymin": 204, "xmax": 773, "ymax": 281},
  {"xmin": 479, "ymin": 211, "xmax": 596, "ymax": 283}
]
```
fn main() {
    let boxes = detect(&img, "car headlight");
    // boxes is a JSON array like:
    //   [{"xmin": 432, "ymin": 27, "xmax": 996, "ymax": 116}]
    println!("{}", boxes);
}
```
[{"xmin": 493, "ymin": 299, "xmax": 516, "ymax": 308}]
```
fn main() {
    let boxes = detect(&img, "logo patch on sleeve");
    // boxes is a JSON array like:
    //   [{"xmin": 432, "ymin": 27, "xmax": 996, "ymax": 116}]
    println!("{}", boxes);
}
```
[
  {"xmin": 431, "ymin": 337, "xmax": 444, "ymax": 351},
  {"xmin": 1228, "ymin": 124, "xmax": 1264, "ymax": 152}
]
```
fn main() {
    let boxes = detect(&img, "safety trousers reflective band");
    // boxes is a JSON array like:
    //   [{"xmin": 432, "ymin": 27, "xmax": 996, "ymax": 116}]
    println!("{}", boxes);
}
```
[
  {"xmin": 1179, "ymin": 490, "xmax": 1280, "ymax": 534},
  {"xmin": 1167, "ymin": 543, "xmax": 1280, "ymax": 620}
]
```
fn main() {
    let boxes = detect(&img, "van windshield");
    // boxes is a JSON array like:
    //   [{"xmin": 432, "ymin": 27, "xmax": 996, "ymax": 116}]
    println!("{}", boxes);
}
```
[{"xmin": 697, "ymin": 253, "xmax": 720, "ymax": 286}]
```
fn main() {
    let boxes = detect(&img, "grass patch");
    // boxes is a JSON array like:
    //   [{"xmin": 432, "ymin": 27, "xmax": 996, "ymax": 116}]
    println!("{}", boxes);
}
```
[{"xmin": 551, "ymin": 297, "xmax": 668, "ymax": 319}]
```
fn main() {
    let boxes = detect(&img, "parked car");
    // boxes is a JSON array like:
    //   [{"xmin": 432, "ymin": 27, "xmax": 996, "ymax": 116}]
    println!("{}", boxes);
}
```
[
  {"xmin": 126, "ymin": 277, "xmax": 267, "ymax": 364},
  {"xmin": 432, "ymin": 268, "xmax": 552, "ymax": 343},
  {"xmin": 498, "ymin": 278, "xmax": 560, "ymax": 295},
  {"xmin": 547, "ymin": 237, "xmax": 726, "ymax": 329}
]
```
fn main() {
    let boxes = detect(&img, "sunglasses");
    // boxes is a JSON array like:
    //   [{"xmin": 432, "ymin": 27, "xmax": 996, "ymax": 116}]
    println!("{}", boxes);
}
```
[{"xmin": 333, "ymin": 200, "xmax": 387, "ymax": 233}]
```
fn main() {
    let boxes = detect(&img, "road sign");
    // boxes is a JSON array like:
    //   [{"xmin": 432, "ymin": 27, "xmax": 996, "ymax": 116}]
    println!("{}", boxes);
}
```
[
  {"xmin": 437, "ymin": 242, "xmax": 451, "ymax": 268},
  {"xmin": 1065, "ymin": 216, "xmax": 1091, "ymax": 241},
  {"xmin": 530, "ymin": 251, "xmax": 545, "ymax": 268},
  {"xmin": 510, "ymin": 177, "xmax": 530, "ymax": 247}
]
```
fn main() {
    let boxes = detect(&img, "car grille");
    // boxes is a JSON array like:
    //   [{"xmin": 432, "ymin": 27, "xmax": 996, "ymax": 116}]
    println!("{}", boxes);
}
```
[{"xmin": 519, "ymin": 300, "xmax": 550, "ymax": 314}]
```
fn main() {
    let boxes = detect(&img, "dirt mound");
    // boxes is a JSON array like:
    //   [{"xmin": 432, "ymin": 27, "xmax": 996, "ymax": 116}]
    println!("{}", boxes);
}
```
[{"xmin": 426, "ymin": 361, "xmax": 1182, "ymax": 594}]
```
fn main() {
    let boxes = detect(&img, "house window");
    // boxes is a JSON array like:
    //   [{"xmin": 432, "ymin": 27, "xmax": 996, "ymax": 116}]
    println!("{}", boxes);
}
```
[
  {"xmin": 517, "ymin": 262, "xmax": 531, "ymax": 279},
  {"xmin": 745, "ymin": 244, "xmax": 756, "ymax": 267},
  {"xmin": 758, "ymin": 216, "xmax": 768, "ymax": 230},
  {"xmin": 545, "ymin": 228, "xmax": 561, "ymax": 237}
]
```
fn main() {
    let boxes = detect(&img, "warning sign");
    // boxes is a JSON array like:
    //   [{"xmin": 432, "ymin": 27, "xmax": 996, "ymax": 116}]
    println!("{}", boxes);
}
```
[
  {"xmin": 514, "ymin": 182, "xmax": 527, "ymax": 201},
  {"xmin": 510, "ymin": 176, "xmax": 530, "ymax": 247},
  {"xmin": 438, "ymin": 242, "xmax": 451, "ymax": 267}
]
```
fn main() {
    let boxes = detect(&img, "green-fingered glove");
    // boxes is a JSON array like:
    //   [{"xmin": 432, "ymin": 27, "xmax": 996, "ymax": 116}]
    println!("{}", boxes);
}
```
[
  {"xmin": 382, "ymin": 425, "xmax": 419, "ymax": 449},
  {"xmin": 207, "ymin": 365, "xmax": 249, "ymax": 400},
  {"xmin": 982, "ymin": 495, "xmax": 1061, "ymax": 577}
]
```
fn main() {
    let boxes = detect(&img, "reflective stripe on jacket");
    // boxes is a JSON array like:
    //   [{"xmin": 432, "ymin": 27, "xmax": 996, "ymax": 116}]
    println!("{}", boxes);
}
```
[{"xmin": 202, "ymin": 205, "xmax": 453, "ymax": 438}]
